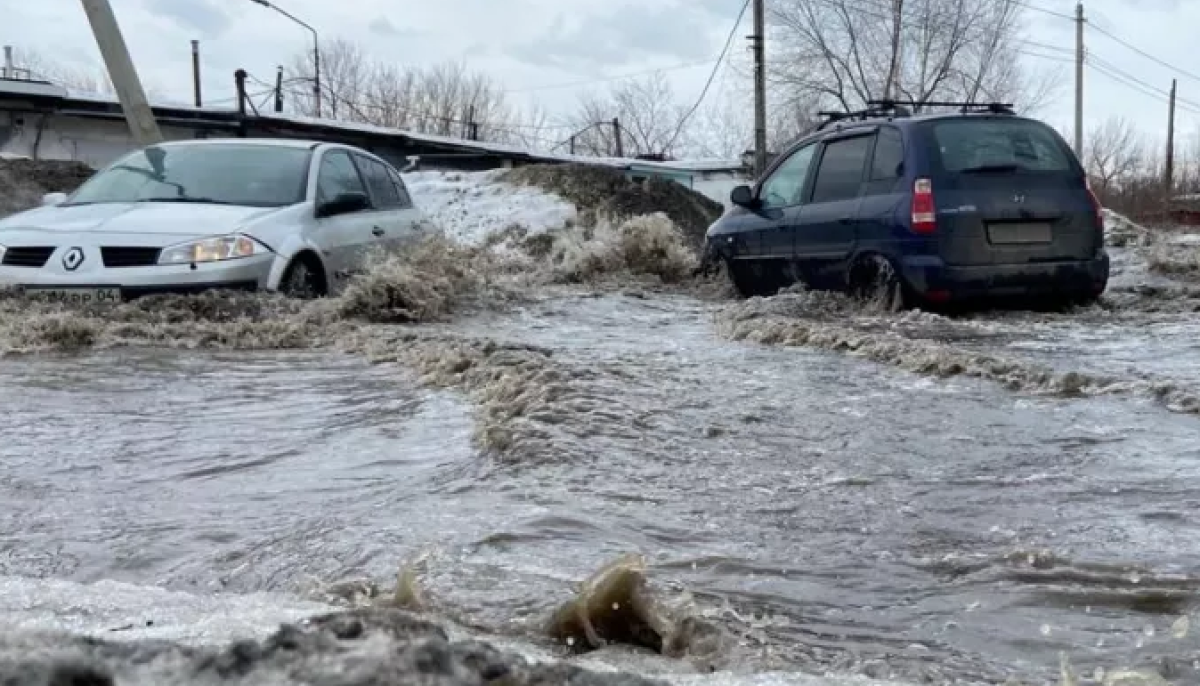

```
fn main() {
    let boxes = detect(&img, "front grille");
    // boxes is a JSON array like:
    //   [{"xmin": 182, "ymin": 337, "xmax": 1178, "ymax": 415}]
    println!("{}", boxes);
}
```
[
  {"xmin": 100, "ymin": 246, "xmax": 161, "ymax": 268},
  {"xmin": 1, "ymin": 246, "xmax": 55, "ymax": 268}
]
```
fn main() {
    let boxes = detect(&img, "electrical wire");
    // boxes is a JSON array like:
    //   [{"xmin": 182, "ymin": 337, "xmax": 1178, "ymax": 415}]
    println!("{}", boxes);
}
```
[
  {"xmin": 660, "ymin": 0, "xmax": 752, "ymax": 155},
  {"xmin": 1086, "ymin": 21, "xmax": 1200, "ymax": 88}
]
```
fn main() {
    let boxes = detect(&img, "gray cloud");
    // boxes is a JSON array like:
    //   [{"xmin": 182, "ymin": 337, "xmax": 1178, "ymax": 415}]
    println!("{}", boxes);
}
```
[
  {"xmin": 369, "ymin": 16, "xmax": 399, "ymax": 36},
  {"xmin": 142, "ymin": 0, "xmax": 231, "ymax": 36},
  {"xmin": 507, "ymin": 3, "xmax": 719, "ymax": 71}
]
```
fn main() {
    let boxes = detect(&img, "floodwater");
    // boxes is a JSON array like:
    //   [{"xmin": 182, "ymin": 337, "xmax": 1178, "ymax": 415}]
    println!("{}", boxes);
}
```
[{"xmin": 3, "ymin": 251, "xmax": 1200, "ymax": 685}]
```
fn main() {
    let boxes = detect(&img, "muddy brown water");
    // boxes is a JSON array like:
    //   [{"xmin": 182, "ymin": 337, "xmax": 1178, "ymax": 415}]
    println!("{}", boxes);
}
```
[{"xmin": 3, "ymin": 278, "xmax": 1200, "ymax": 684}]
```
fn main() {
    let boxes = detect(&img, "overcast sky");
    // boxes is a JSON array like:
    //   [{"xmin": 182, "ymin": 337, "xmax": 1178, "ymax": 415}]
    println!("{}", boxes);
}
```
[{"xmin": 6, "ymin": 0, "xmax": 1200, "ymax": 153}]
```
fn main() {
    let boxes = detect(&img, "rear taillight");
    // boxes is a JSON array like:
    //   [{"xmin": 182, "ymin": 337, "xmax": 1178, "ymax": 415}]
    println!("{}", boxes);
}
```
[
  {"xmin": 911, "ymin": 177, "xmax": 937, "ymax": 234},
  {"xmin": 1085, "ymin": 181, "xmax": 1104, "ymax": 232}
]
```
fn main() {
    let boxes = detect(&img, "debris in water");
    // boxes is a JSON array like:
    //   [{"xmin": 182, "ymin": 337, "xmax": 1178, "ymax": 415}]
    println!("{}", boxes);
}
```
[
  {"xmin": 1171, "ymin": 614, "xmax": 1190, "ymax": 639},
  {"xmin": 543, "ymin": 553, "xmax": 729, "ymax": 664}
]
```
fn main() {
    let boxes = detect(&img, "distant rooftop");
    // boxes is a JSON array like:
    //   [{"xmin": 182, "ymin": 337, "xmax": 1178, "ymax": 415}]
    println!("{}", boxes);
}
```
[{"xmin": 0, "ymin": 76, "xmax": 747, "ymax": 175}]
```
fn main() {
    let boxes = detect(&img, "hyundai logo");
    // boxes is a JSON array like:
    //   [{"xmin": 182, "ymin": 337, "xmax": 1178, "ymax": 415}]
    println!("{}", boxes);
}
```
[
  {"xmin": 62, "ymin": 247, "xmax": 85, "ymax": 271},
  {"xmin": 1012, "ymin": 194, "xmax": 1026, "ymax": 204}
]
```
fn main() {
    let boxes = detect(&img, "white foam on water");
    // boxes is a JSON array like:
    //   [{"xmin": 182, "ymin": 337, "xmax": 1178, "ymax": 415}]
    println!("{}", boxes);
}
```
[
  {"xmin": 0, "ymin": 574, "xmax": 334, "ymax": 646},
  {"xmin": 0, "ymin": 574, "xmax": 937, "ymax": 686}
]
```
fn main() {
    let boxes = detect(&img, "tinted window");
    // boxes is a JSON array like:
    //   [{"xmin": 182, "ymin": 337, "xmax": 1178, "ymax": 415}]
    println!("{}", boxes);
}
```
[
  {"xmin": 65, "ymin": 144, "xmax": 310, "ymax": 208},
  {"xmin": 810, "ymin": 135, "xmax": 872, "ymax": 203},
  {"xmin": 870, "ymin": 127, "xmax": 904, "ymax": 180},
  {"xmin": 759, "ymin": 143, "xmax": 817, "ymax": 209},
  {"xmin": 930, "ymin": 118, "xmax": 1072, "ymax": 172},
  {"xmin": 386, "ymin": 168, "xmax": 414, "ymax": 208},
  {"xmin": 316, "ymin": 151, "xmax": 368, "ymax": 204},
  {"xmin": 357, "ymin": 155, "xmax": 402, "ymax": 209}
]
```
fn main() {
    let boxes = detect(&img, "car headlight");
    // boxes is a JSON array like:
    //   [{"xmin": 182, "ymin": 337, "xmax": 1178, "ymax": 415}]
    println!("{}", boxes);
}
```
[{"xmin": 158, "ymin": 234, "xmax": 269, "ymax": 265}]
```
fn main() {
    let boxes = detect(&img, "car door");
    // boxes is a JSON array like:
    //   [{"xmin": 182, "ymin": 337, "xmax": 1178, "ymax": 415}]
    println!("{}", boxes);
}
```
[
  {"xmin": 385, "ymin": 166, "xmax": 426, "ymax": 245},
  {"xmin": 313, "ymin": 148, "xmax": 377, "ymax": 286},
  {"xmin": 793, "ymin": 131, "xmax": 873, "ymax": 289},
  {"xmin": 856, "ymin": 125, "xmax": 908, "ymax": 253},
  {"xmin": 352, "ymin": 152, "xmax": 420, "ymax": 253},
  {"xmin": 723, "ymin": 141, "xmax": 818, "ymax": 261}
]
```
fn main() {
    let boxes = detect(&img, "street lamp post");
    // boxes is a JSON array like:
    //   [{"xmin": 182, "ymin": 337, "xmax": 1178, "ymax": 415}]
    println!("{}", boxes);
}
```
[{"xmin": 248, "ymin": 0, "xmax": 320, "ymax": 117}]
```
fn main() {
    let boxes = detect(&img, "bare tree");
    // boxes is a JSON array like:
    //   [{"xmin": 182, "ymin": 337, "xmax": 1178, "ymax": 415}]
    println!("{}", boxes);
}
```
[
  {"xmin": 281, "ymin": 40, "xmax": 545, "ymax": 146},
  {"xmin": 768, "ymin": 0, "xmax": 1058, "ymax": 115},
  {"xmin": 1084, "ymin": 116, "xmax": 1146, "ymax": 198},
  {"xmin": 561, "ymin": 72, "xmax": 690, "ymax": 158},
  {"xmin": 7, "ymin": 47, "xmax": 124, "ymax": 96}
]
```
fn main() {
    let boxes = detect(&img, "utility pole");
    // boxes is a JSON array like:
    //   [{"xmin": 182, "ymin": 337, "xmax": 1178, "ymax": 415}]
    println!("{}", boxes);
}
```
[
  {"xmin": 274, "ymin": 66, "xmax": 284, "ymax": 112},
  {"xmin": 612, "ymin": 117, "xmax": 624, "ymax": 157},
  {"xmin": 883, "ymin": 0, "xmax": 904, "ymax": 101},
  {"xmin": 1073, "ymin": 1, "xmax": 1084, "ymax": 157},
  {"xmin": 79, "ymin": 0, "xmax": 163, "ymax": 146},
  {"xmin": 1166, "ymin": 78, "xmax": 1177, "ymax": 195},
  {"xmin": 752, "ymin": 0, "xmax": 768, "ymax": 177},
  {"xmin": 247, "ymin": 0, "xmax": 320, "ymax": 117},
  {"xmin": 191, "ymin": 40, "xmax": 202, "ymax": 107}
]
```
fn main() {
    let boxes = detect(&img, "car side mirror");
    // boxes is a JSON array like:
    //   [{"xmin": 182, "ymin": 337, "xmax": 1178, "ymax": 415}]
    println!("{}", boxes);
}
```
[
  {"xmin": 42, "ymin": 192, "xmax": 67, "ymax": 207},
  {"xmin": 730, "ymin": 184, "xmax": 758, "ymax": 209},
  {"xmin": 316, "ymin": 191, "xmax": 371, "ymax": 218}
]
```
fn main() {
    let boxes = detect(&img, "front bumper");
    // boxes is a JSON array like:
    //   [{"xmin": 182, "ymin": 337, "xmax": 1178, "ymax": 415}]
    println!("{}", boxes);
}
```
[
  {"xmin": 898, "ymin": 252, "xmax": 1111, "ymax": 299},
  {"xmin": 0, "ymin": 253, "xmax": 275, "ymax": 301}
]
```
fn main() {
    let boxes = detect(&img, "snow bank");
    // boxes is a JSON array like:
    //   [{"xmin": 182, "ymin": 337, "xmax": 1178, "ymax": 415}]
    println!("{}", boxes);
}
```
[{"xmin": 403, "ymin": 169, "xmax": 577, "ymax": 246}]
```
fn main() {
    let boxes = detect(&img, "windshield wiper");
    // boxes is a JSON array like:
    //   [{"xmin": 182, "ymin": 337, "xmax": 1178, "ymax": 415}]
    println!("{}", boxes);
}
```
[
  {"xmin": 960, "ymin": 163, "xmax": 1023, "ymax": 174},
  {"xmin": 134, "ymin": 197, "xmax": 238, "ymax": 205}
]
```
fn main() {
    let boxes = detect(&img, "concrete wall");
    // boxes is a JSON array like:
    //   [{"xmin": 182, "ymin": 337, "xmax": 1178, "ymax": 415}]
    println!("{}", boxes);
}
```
[{"xmin": 0, "ymin": 112, "xmax": 228, "ymax": 168}]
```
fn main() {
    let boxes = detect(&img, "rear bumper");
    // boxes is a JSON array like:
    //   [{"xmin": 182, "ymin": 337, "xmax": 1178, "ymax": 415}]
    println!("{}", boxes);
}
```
[{"xmin": 898, "ymin": 252, "xmax": 1110, "ymax": 300}]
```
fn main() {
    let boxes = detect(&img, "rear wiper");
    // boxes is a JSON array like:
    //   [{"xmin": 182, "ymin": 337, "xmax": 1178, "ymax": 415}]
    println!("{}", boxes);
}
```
[
  {"xmin": 135, "ymin": 197, "xmax": 237, "ymax": 205},
  {"xmin": 960, "ymin": 163, "xmax": 1022, "ymax": 174}
]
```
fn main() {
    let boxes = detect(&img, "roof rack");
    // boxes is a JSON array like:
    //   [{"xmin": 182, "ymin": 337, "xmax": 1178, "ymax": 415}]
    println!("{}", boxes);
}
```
[
  {"xmin": 866, "ymin": 99, "xmax": 1015, "ymax": 115},
  {"xmin": 814, "ymin": 101, "xmax": 913, "ymax": 131}
]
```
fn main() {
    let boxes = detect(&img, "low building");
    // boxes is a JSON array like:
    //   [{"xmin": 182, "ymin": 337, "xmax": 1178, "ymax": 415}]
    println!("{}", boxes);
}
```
[{"xmin": 0, "ymin": 76, "xmax": 749, "ymax": 207}]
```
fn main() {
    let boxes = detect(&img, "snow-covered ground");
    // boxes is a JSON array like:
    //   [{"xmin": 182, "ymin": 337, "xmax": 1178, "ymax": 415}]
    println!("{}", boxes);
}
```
[{"xmin": 402, "ymin": 169, "xmax": 577, "ymax": 245}]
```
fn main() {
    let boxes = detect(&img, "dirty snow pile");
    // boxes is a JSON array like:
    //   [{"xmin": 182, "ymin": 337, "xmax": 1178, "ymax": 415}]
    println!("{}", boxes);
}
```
[{"xmin": 402, "ymin": 169, "xmax": 578, "ymax": 246}]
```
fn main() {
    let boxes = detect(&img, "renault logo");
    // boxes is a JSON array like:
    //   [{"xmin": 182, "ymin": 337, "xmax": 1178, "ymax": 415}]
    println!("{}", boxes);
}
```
[{"xmin": 62, "ymin": 247, "xmax": 85, "ymax": 271}]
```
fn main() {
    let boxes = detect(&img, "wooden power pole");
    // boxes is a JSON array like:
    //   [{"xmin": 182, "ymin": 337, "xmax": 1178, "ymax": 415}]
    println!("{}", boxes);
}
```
[
  {"xmin": 752, "ymin": 0, "xmax": 768, "ymax": 177},
  {"xmin": 79, "ymin": 0, "xmax": 163, "ymax": 146},
  {"xmin": 1166, "ymin": 78, "xmax": 1177, "ymax": 194},
  {"xmin": 1073, "ymin": 1, "xmax": 1084, "ymax": 157}
]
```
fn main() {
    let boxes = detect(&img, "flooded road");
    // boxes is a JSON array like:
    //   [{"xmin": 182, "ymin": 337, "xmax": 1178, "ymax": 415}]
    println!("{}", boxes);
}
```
[{"xmin": 3, "ymin": 280, "xmax": 1199, "ymax": 685}]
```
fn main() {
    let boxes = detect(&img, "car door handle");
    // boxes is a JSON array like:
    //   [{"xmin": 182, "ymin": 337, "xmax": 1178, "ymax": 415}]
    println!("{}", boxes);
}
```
[
  {"xmin": 838, "ymin": 217, "xmax": 854, "ymax": 225},
  {"xmin": 371, "ymin": 226, "xmax": 385, "ymax": 237}
]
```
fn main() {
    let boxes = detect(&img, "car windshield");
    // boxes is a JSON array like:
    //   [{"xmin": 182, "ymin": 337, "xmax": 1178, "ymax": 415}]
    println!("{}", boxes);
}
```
[
  {"xmin": 930, "ymin": 117, "xmax": 1074, "ymax": 173},
  {"xmin": 63, "ymin": 144, "xmax": 312, "ymax": 208}
]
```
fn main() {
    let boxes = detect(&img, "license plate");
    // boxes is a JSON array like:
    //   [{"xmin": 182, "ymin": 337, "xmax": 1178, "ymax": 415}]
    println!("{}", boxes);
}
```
[
  {"xmin": 987, "ymin": 222, "xmax": 1052, "ymax": 244},
  {"xmin": 19, "ymin": 286, "xmax": 122, "ymax": 305}
]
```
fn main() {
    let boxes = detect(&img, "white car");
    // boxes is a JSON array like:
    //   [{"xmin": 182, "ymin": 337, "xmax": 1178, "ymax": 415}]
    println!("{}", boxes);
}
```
[{"xmin": 0, "ymin": 138, "xmax": 429, "ymax": 303}]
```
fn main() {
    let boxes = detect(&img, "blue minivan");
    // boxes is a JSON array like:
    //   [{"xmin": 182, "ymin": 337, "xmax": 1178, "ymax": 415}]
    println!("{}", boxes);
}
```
[{"xmin": 704, "ymin": 102, "xmax": 1110, "ymax": 309}]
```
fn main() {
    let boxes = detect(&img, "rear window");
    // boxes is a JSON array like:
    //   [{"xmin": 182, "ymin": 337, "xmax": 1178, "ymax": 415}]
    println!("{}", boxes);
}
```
[{"xmin": 929, "ymin": 118, "xmax": 1073, "ymax": 173}]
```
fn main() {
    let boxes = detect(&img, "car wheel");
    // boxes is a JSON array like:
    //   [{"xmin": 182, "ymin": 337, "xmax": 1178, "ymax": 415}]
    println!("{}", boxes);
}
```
[
  {"xmin": 279, "ymin": 256, "xmax": 326, "ymax": 300},
  {"xmin": 848, "ymin": 254, "xmax": 907, "ymax": 312},
  {"xmin": 724, "ymin": 257, "xmax": 773, "ymax": 298}
]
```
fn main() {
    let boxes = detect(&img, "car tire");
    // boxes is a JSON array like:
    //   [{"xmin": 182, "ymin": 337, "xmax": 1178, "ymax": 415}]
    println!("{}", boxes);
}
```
[
  {"xmin": 848, "ymin": 254, "xmax": 908, "ymax": 312},
  {"xmin": 724, "ymin": 257, "xmax": 774, "ymax": 298},
  {"xmin": 279, "ymin": 255, "xmax": 327, "ymax": 300}
]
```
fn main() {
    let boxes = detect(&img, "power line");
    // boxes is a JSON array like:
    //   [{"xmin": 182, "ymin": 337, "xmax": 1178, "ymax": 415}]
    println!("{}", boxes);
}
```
[
  {"xmin": 662, "ymin": 0, "xmax": 752, "ymax": 155},
  {"xmin": 1087, "ymin": 53, "xmax": 1200, "ymax": 111},
  {"xmin": 1009, "ymin": 0, "xmax": 1075, "ymax": 21},
  {"xmin": 276, "ymin": 81, "xmax": 570, "ymax": 148},
  {"xmin": 1085, "ymin": 58, "xmax": 1200, "ymax": 117},
  {"xmin": 1086, "ymin": 22, "xmax": 1200, "ymax": 88}
]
